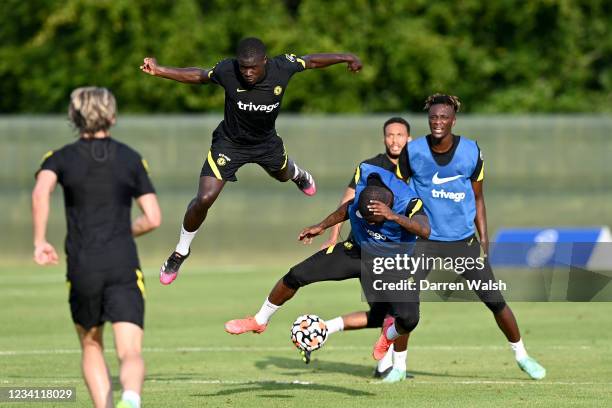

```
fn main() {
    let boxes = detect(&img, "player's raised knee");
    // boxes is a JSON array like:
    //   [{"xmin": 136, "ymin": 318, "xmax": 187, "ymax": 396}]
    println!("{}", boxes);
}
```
[
  {"xmin": 282, "ymin": 268, "xmax": 306, "ymax": 290},
  {"xmin": 395, "ymin": 314, "xmax": 420, "ymax": 333}
]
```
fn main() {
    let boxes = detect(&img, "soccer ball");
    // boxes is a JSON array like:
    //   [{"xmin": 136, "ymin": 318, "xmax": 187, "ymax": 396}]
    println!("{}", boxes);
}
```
[{"xmin": 291, "ymin": 314, "xmax": 328, "ymax": 352}]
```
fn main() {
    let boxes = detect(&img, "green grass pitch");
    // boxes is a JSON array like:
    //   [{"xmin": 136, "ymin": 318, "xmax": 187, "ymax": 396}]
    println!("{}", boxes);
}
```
[{"xmin": 1, "ymin": 265, "xmax": 611, "ymax": 407}]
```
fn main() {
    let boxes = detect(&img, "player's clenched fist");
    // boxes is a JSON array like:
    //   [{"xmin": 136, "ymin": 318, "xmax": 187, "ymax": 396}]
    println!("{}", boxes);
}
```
[
  {"xmin": 33, "ymin": 241, "xmax": 59, "ymax": 266},
  {"xmin": 140, "ymin": 57, "xmax": 158, "ymax": 76},
  {"xmin": 346, "ymin": 54, "xmax": 363, "ymax": 73}
]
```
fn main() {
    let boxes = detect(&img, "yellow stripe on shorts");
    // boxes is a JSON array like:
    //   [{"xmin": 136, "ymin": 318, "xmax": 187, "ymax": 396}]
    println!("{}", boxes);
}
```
[
  {"xmin": 207, "ymin": 151, "xmax": 223, "ymax": 180},
  {"xmin": 135, "ymin": 269, "xmax": 146, "ymax": 299},
  {"xmin": 280, "ymin": 146, "xmax": 288, "ymax": 170},
  {"xmin": 325, "ymin": 244, "xmax": 336, "ymax": 254}
]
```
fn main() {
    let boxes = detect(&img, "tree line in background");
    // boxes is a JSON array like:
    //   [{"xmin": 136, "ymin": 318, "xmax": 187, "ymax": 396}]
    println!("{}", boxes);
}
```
[{"xmin": 1, "ymin": 0, "xmax": 610, "ymax": 113}]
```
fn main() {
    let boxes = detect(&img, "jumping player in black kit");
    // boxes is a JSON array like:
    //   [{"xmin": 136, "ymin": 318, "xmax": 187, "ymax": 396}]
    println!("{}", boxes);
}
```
[
  {"xmin": 32, "ymin": 87, "xmax": 161, "ymax": 408},
  {"xmin": 140, "ymin": 37, "xmax": 362, "ymax": 284}
]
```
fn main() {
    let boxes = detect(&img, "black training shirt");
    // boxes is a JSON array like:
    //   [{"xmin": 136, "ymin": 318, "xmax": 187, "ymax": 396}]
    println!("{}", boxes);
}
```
[
  {"xmin": 347, "ymin": 153, "xmax": 397, "ymax": 188},
  {"xmin": 209, "ymin": 54, "xmax": 306, "ymax": 145},
  {"xmin": 37, "ymin": 138, "xmax": 155, "ymax": 266}
]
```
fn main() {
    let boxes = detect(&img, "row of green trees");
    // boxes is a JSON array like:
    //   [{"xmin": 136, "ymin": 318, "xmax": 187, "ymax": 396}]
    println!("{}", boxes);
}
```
[{"xmin": 2, "ymin": 0, "xmax": 611, "ymax": 113}]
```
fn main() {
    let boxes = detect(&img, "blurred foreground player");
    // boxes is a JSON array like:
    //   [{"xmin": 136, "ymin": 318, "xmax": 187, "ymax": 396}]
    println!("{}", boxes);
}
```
[{"xmin": 32, "ymin": 87, "xmax": 161, "ymax": 408}]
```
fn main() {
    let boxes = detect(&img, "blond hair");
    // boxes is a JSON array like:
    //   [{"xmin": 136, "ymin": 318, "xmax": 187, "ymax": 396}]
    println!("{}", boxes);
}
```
[{"xmin": 68, "ymin": 87, "xmax": 116, "ymax": 134}]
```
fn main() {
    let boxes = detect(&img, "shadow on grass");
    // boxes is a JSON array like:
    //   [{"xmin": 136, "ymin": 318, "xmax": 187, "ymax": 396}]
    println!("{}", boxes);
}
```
[
  {"xmin": 192, "ymin": 380, "xmax": 375, "ymax": 398},
  {"xmin": 254, "ymin": 356, "xmax": 472, "ymax": 379},
  {"xmin": 146, "ymin": 373, "xmax": 216, "ymax": 382}
]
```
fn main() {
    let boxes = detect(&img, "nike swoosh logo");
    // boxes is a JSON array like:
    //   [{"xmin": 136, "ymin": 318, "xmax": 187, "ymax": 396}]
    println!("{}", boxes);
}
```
[
  {"xmin": 432, "ymin": 172, "xmax": 462, "ymax": 185},
  {"xmin": 237, "ymin": 88, "xmax": 247, "ymax": 92},
  {"xmin": 355, "ymin": 210, "xmax": 363, "ymax": 219}
]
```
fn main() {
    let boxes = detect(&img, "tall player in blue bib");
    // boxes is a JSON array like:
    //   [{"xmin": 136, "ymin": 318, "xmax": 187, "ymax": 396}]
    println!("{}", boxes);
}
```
[
  {"xmin": 224, "ymin": 163, "xmax": 429, "ymax": 353},
  {"xmin": 376, "ymin": 94, "xmax": 546, "ymax": 380}
]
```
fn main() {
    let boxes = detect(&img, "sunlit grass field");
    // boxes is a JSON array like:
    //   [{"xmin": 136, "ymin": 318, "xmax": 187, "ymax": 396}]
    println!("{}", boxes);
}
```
[
  {"xmin": 1, "ymin": 265, "xmax": 611, "ymax": 407},
  {"xmin": 2, "ymin": 115, "xmax": 611, "ymax": 406}
]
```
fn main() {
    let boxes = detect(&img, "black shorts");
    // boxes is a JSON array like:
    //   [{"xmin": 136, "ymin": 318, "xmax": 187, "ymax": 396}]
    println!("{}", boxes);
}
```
[
  {"xmin": 282, "ymin": 241, "xmax": 397, "ymax": 327},
  {"xmin": 413, "ymin": 235, "xmax": 506, "ymax": 308},
  {"xmin": 200, "ymin": 130, "xmax": 288, "ymax": 182},
  {"xmin": 282, "ymin": 240, "xmax": 362, "ymax": 289},
  {"xmin": 66, "ymin": 262, "xmax": 145, "ymax": 330}
]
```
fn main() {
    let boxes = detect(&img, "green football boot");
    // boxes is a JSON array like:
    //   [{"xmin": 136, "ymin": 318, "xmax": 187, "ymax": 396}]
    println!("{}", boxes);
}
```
[{"xmin": 518, "ymin": 356, "xmax": 546, "ymax": 380}]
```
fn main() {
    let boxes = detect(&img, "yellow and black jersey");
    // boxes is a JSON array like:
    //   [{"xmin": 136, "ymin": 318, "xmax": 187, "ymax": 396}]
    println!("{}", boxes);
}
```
[
  {"xmin": 348, "ymin": 153, "xmax": 396, "ymax": 189},
  {"xmin": 37, "ymin": 138, "xmax": 154, "ymax": 265},
  {"xmin": 208, "ymin": 54, "xmax": 306, "ymax": 145},
  {"xmin": 397, "ymin": 135, "xmax": 484, "ymax": 183},
  {"xmin": 352, "ymin": 162, "xmax": 425, "ymax": 219}
]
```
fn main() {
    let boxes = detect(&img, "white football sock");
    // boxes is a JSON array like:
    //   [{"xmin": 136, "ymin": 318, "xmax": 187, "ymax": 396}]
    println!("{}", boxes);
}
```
[
  {"xmin": 291, "ymin": 163, "xmax": 300, "ymax": 180},
  {"xmin": 175, "ymin": 225, "xmax": 198, "ymax": 256},
  {"xmin": 393, "ymin": 349, "xmax": 407, "ymax": 371},
  {"xmin": 386, "ymin": 323, "xmax": 400, "ymax": 340},
  {"xmin": 254, "ymin": 299, "xmax": 280, "ymax": 325},
  {"xmin": 326, "ymin": 317, "xmax": 344, "ymax": 335},
  {"xmin": 377, "ymin": 343, "xmax": 394, "ymax": 372},
  {"xmin": 121, "ymin": 390, "xmax": 141, "ymax": 408},
  {"xmin": 510, "ymin": 338, "xmax": 528, "ymax": 361}
]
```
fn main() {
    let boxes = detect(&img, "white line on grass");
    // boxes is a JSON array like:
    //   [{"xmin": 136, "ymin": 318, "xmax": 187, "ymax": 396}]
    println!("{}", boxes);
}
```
[
  {"xmin": 1, "ymin": 379, "xmax": 610, "ymax": 386},
  {"xmin": 150, "ymin": 379, "xmax": 612, "ymax": 386},
  {"xmin": 3, "ymin": 265, "xmax": 260, "ymax": 285},
  {"xmin": 0, "ymin": 344, "xmax": 595, "ymax": 356}
]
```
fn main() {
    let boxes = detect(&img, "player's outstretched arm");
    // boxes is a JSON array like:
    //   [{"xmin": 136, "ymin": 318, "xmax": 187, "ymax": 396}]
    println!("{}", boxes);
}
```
[
  {"xmin": 321, "ymin": 186, "xmax": 356, "ymax": 249},
  {"xmin": 32, "ymin": 170, "xmax": 59, "ymax": 265},
  {"xmin": 299, "ymin": 200, "xmax": 353, "ymax": 244},
  {"xmin": 140, "ymin": 57, "xmax": 212, "ymax": 84},
  {"xmin": 301, "ymin": 53, "xmax": 362, "ymax": 72},
  {"xmin": 367, "ymin": 200, "xmax": 431, "ymax": 239}
]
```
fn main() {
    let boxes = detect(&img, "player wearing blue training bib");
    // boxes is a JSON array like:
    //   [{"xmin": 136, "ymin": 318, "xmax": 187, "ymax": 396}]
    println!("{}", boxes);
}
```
[
  {"xmin": 321, "ymin": 117, "xmax": 412, "ymax": 250},
  {"xmin": 403, "ymin": 132, "xmax": 482, "ymax": 241},
  {"xmin": 376, "ymin": 94, "xmax": 546, "ymax": 381},
  {"xmin": 347, "ymin": 163, "xmax": 421, "ymax": 247},
  {"xmin": 223, "ymin": 164, "xmax": 429, "ymax": 346}
]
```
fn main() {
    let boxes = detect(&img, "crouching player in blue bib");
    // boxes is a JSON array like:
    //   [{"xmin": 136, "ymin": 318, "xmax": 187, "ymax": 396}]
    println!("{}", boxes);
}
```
[
  {"xmin": 375, "ymin": 93, "xmax": 546, "ymax": 380},
  {"xmin": 225, "ymin": 163, "xmax": 430, "ymax": 382}
]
